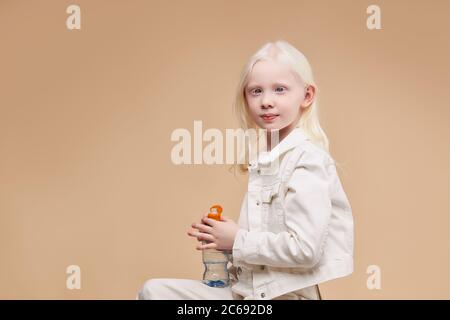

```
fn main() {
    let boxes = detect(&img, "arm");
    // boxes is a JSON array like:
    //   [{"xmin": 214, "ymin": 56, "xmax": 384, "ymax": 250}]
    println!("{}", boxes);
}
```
[{"xmin": 232, "ymin": 150, "xmax": 332, "ymax": 268}]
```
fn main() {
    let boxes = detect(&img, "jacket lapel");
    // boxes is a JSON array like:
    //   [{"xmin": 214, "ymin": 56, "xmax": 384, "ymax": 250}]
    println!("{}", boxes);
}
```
[{"xmin": 256, "ymin": 128, "xmax": 309, "ymax": 167}]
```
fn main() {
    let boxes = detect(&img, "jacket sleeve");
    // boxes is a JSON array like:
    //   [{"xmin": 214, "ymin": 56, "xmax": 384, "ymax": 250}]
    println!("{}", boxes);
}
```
[{"xmin": 232, "ymin": 149, "xmax": 333, "ymax": 268}]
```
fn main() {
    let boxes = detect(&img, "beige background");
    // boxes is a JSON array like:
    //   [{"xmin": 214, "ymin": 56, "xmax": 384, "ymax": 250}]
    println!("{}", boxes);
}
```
[{"xmin": 1, "ymin": 0, "xmax": 449, "ymax": 299}]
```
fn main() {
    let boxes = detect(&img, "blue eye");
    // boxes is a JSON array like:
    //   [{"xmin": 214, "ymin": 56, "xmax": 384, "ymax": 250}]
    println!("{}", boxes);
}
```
[{"xmin": 248, "ymin": 86, "xmax": 286, "ymax": 96}]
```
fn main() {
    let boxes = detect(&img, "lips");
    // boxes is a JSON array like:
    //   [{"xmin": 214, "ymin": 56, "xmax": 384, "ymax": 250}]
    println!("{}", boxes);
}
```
[{"xmin": 260, "ymin": 114, "xmax": 279, "ymax": 121}]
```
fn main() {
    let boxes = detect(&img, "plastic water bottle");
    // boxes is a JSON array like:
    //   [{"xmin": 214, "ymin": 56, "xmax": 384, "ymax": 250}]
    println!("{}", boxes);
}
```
[{"xmin": 202, "ymin": 205, "xmax": 230, "ymax": 288}]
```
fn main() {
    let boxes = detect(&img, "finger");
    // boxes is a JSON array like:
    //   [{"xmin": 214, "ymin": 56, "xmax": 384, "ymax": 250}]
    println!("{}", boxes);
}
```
[
  {"xmin": 200, "ymin": 212, "xmax": 210, "ymax": 223},
  {"xmin": 201, "ymin": 217, "xmax": 217, "ymax": 226},
  {"xmin": 191, "ymin": 222, "xmax": 213, "ymax": 233},
  {"xmin": 189, "ymin": 231, "xmax": 215, "ymax": 242},
  {"xmin": 187, "ymin": 230, "xmax": 202, "ymax": 238},
  {"xmin": 196, "ymin": 242, "xmax": 218, "ymax": 250}
]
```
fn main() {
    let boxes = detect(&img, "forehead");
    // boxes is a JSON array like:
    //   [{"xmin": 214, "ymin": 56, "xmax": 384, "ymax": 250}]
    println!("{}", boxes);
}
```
[{"xmin": 246, "ymin": 59, "xmax": 299, "ymax": 86}]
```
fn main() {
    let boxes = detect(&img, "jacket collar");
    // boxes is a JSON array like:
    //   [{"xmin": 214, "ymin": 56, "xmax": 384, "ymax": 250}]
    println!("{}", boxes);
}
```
[{"xmin": 249, "ymin": 127, "xmax": 310, "ymax": 168}]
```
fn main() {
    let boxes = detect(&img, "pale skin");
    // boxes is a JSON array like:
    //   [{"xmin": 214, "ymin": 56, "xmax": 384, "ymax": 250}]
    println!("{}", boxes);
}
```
[
  {"xmin": 187, "ymin": 53, "xmax": 316, "ymax": 251},
  {"xmin": 187, "ymin": 213, "xmax": 240, "ymax": 251}
]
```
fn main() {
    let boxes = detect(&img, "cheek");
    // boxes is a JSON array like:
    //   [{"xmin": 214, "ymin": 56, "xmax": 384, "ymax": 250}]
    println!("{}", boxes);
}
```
[
  {"xmin": 279, "ymin": 104, "xmax": 298, "ymax": 117},
  {"xmin": 246, "ymin": 100, "xmax": 259, "ymax": 117},
  {"xmin": 277, "ymin": 105, "xmax": 301, "ymax": 125}
]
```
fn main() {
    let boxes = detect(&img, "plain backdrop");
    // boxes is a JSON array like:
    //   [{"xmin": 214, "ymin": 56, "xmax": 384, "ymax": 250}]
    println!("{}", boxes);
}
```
[{"xmin": 1, "ymin": 0, "xmax": 449, "ymax": 299}]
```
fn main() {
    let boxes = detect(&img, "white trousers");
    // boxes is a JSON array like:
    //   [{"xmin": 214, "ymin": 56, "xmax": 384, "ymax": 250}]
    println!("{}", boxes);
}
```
[{"xmin": 137, "ymin": 278, "xmax": 320, "ymax": 300}]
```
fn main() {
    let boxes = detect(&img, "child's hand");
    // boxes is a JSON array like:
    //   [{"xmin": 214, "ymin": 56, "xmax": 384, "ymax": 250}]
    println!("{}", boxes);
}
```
[{"xmin": 187, "ymin": 215, "xmax": 240, "ymax": 251}]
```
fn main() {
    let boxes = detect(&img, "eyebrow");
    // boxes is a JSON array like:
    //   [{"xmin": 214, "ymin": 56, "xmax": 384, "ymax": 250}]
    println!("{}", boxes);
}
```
[{"xmin": 246, "ymin": 81, "xmax": 290, "ymax": 90}]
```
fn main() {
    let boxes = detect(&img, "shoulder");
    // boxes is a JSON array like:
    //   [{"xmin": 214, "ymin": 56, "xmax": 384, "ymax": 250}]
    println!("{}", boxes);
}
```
[{"xmin": 293, "ymin": 141, "xmax": 335, "ymax": 169}]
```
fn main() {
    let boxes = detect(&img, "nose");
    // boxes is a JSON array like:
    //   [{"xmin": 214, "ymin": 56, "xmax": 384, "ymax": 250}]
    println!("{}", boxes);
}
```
[{"xmin": 261, "ymin": 93, "xmax": 274, "ymax": 109}]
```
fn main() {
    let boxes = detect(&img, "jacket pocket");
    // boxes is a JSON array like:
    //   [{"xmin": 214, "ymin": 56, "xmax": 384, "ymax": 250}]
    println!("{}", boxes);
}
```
[{"xmin": 261, "ymin": 181, "xmax": 282, "ymax": 204}]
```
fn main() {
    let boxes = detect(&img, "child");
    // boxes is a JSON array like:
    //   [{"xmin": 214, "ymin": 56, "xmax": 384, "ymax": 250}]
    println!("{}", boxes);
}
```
[{"xmin": 137, "ymin": 40, "xmax": 354, "ymax": 300}]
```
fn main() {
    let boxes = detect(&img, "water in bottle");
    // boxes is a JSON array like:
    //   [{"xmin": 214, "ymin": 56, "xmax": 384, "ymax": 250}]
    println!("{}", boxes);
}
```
[{"xmin": 202, "ymin": 204, "xmax": 230, "ymax": 288}]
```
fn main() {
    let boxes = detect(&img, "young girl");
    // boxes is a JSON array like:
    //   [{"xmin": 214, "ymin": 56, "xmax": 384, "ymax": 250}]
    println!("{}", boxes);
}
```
[{"xmin": 137, "ymin": 40, "xmax": 354, "ymax": 300}]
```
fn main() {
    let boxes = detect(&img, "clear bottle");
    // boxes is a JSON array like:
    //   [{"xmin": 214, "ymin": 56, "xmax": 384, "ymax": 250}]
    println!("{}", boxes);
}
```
[{"xmin": 202, "ymin": 205, "xmax": 230, "ymax": 288}]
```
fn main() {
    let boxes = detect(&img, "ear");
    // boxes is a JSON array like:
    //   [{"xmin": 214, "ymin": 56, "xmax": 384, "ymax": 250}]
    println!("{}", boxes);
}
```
[{"xmin": 302, "ymin": 85, "xmax": 316, "ymax": 108}]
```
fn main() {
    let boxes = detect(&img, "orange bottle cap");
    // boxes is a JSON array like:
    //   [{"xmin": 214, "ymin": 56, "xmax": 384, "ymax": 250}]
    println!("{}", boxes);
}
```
[{"xmin": 208, "ymin": 204, "xmax": 223, "ymax": 220}]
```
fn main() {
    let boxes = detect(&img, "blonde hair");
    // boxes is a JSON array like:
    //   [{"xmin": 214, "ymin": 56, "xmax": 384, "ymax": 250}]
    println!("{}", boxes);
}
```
[{"xmin": 229, "ymin": 40, "xmax": 343, "ymax": 176}]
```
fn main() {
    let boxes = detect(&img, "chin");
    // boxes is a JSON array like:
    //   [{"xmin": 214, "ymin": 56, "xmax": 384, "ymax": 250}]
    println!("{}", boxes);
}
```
[{"xmin": 259, "ymin": 123, "xmax": 282, "ymax": 132}]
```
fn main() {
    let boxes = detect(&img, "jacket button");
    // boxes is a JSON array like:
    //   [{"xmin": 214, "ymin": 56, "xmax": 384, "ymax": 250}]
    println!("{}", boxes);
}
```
[
  {"xmin": 261, "ymin": 292, "xmax": 266, "ymax": 298},
  {"xmin": 260, "ymin": 265, "xmax": 265, "ymax": 270},
  {"xmin": 257, "ymin": 169, "xmax": 261, "ymax": 174},
  {"xmin": 256, "ymin": 201, "xmax": 260, "ymax": 206}
]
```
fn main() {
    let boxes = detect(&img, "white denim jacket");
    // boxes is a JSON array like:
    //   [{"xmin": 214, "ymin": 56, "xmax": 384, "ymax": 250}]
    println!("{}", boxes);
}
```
[{"xmin": 228, "ymin": 128, "xmax": 354, "ymax": 300}]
